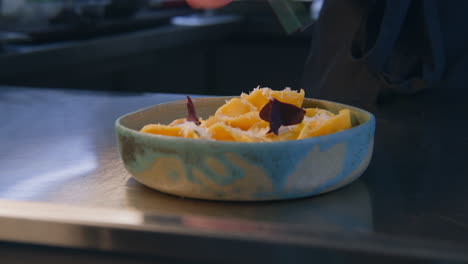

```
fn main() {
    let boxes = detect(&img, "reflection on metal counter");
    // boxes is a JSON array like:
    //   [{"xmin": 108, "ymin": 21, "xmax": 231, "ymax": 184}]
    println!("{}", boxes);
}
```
[{"xmin": 132, "ymin": 179, "xmax": 372, "ymax": 232}]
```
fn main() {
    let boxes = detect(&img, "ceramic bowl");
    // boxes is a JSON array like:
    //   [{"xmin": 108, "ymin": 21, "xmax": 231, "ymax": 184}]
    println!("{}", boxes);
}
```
[{"xmin": 115, "ymin": 97, "xmax": 375, "ymax": 201}]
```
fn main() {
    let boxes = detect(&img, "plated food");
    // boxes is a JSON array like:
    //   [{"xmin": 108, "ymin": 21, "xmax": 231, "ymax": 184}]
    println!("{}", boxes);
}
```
[
  {"xmin": 140, "ymin": 87, "xmax": 352, "ymax": 142},
  {"xmin": 115, "ymin": 87, "xmax": 375, "ymax": 201}
]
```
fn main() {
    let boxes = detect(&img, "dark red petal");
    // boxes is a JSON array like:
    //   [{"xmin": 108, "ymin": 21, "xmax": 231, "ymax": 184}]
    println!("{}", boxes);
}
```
[
  {"xmin": 259, "ymin": 100, "xmax": 272, "ymax": 121},
  {"xmin": 268, "ymin": 99, "xmax": 282, "ymax": 135},
  {"xmin": 186, "ymin": 96, "xmax": 201, "ymax": 125},
  {"xmin": 278, "ymin": 101, "xmax": 306, "ymax": 126},
  {"xmin": 259, "ymin": 98, "xmax": 305, "ymax": 135}
]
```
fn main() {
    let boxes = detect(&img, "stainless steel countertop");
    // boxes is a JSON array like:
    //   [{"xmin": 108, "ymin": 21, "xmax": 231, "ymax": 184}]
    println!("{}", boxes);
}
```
[{"xmin": 1, "ymin": 87, "xmax": 467, "ymax": 263}]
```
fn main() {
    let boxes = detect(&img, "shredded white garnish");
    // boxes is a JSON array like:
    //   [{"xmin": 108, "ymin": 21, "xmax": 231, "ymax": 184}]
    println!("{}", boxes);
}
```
[
  {"xmin": 277, "ymin": 124, "xmax": 299, "ymax": 135},
  {"xmin": 304, "ymin": 112, "xmax": 332, "ymax": 123},
  {"xmin": 176, "ymin": 121, "xmax": 212, "ymax": 139}
]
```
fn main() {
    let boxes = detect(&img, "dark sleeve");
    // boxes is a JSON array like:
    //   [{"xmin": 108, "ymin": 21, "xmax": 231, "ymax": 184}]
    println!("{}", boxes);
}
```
[{"xmin": 302, "ymin": 0, "xmax": 445, "ymax": 107}]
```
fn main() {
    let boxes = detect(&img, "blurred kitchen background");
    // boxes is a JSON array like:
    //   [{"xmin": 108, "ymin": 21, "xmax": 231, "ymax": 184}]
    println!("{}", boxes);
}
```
[{"xmin": 0, "ymin": 0, "xmax": 321, "ymax": 95}]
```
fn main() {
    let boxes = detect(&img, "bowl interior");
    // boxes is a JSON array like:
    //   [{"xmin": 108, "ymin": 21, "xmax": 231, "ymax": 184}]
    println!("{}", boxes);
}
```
[
  {"xmin": 116, "ymin": 97, "xmax": 375, "ymax": 200},
  {"xmin": 118, "ymin": 97, "xmax": 372, "ymax": 132}
]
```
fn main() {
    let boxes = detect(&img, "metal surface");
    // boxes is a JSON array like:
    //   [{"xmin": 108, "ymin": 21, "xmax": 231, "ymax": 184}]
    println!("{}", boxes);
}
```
[{"xmin": 1, "ymin": 87, "xmax": 468, "ymax": 262}]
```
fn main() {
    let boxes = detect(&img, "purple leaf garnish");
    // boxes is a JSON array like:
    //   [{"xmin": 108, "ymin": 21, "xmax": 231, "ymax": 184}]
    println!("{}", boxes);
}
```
[
  {"xmin": 259, "ymin": 98, "xmax": 306, "ymax": 135},
  {"xmin": 186, "ymin": 96, "xmax": 201, "ymax": 125}
]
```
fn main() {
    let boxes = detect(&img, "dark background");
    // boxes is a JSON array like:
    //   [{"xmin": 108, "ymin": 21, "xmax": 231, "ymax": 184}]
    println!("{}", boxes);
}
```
[{"xmin": 0, "ymin": 2, "xmax": 312, "ymax": 96}]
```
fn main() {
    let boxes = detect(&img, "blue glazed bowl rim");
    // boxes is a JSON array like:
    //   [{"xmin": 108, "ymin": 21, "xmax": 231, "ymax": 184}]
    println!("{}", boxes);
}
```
[{"xmin": 115, "ymin": 97, "xmax": 376, "ymax": 148}]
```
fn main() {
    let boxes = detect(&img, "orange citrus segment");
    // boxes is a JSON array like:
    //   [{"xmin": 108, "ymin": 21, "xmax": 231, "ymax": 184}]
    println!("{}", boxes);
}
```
[
  {"xmin": 305, "ymin": 108, "xmax": 335, "ymax": 118},
  {"xmin": 225, "ymin": 111, "xmax": 262, "ymax": 130},
  {"xmin": 215, "ymin": 98, "xmax": 256, "ymax": 117},
  {"xmin": 270, "ymin": 88, "xmax": 305, "ymax": 108},
  {"xmin": 140, "ymin": 88, "xmax": 354, "ymax": 142},
  {"xmin": 169, "ymin": 118, "xmax": 187, "ymax": 126},
  {"xmin": 298, "ymin": 109, "xmax": 351, "ymax": 139},
  {"xmin": 141, "ymin": 124, "xmax": 200, "ymax": 139},
  {"xmin": 242, "ymin": 87, "xmax": 305, "ymax": 110},
  {"xmin": 207, "ymin": 123, "xmax": 237, "ymax": 141},
  {"xmin": 200, "ymin": 115, "xmax": 220, "ymax": 128},
  {"xmin": 141, "ymin": 124, "xmax": 183, "ymax": 137},
  {"xmin": 242, "ymin": 88, "xmax": 271, "ymax": 110}
]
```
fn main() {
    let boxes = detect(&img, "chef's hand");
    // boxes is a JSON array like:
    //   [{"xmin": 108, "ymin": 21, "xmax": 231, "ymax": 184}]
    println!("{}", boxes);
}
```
[{"xmin": 186, "ymin": 0, "xmax": 232, "ymax": 9}]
